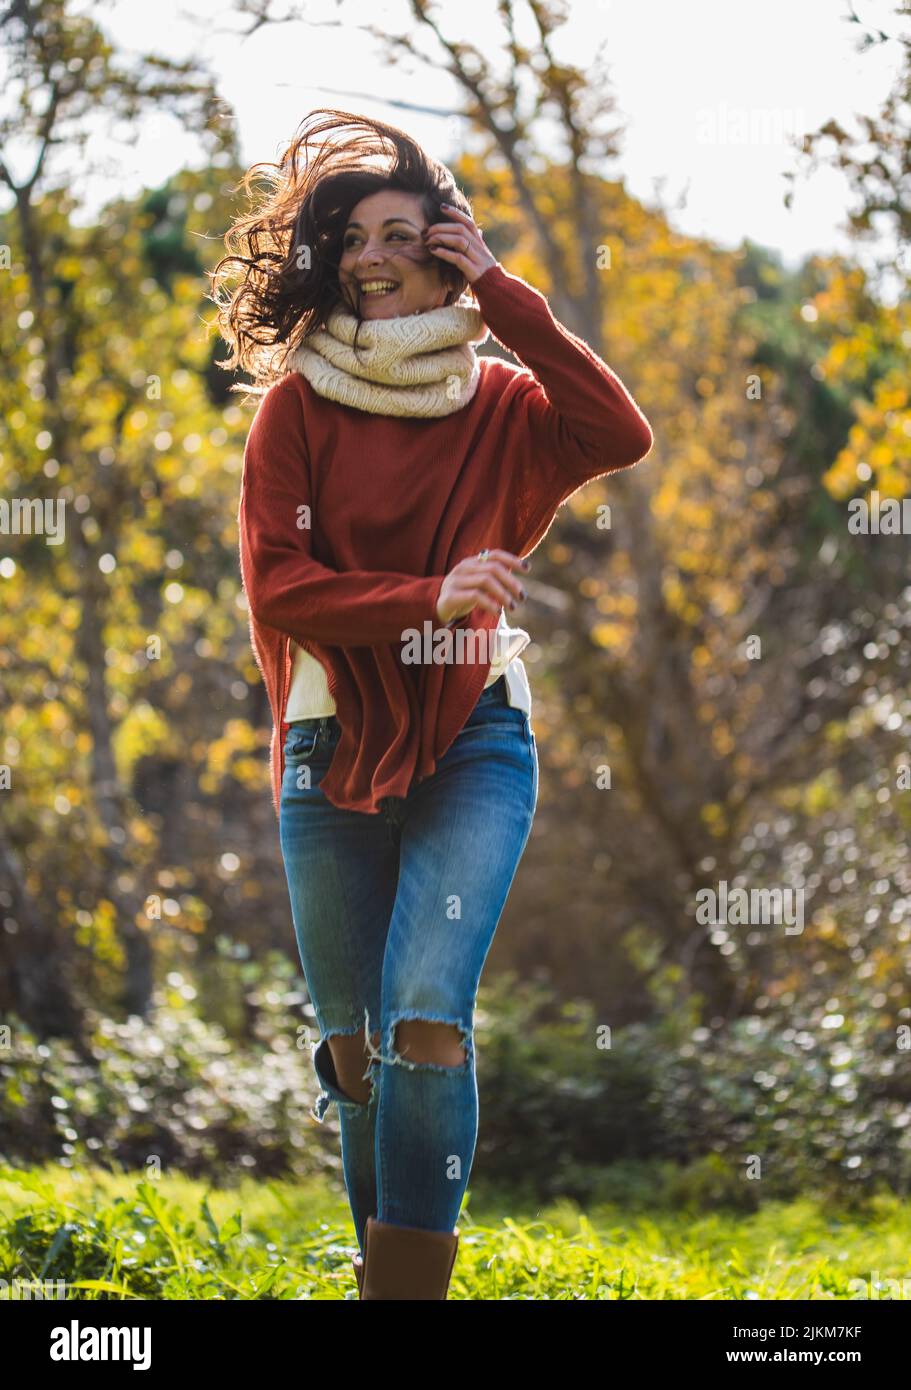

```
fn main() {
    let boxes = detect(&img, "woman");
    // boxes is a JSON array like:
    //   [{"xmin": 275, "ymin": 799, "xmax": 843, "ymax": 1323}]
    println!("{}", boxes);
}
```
[{"xmin": 211, "ymin": 110, "xmax": 654, "ymax": 1300}]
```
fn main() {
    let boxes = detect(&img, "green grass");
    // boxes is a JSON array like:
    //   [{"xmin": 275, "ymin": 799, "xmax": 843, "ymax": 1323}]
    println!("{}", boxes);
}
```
[{"xmin": 0, "ymin": 1162, "xmax": 908, "ymax": 1299}]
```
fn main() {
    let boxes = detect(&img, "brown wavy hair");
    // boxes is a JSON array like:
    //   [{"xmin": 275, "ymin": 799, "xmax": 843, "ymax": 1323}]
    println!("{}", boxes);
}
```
[{"xmin": 208, "ymin": 109, "xmax": 477, "ymax": 393}]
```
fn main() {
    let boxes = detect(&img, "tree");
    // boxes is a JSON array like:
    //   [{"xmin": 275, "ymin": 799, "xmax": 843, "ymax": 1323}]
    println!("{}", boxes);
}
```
[
  {"xmin": 0, "ymin": 0, "xmax": 235, "ymax": 1026},
  {"xmin": 223, "ymin": 0, "xmax": 901, "ymax": 1014}
]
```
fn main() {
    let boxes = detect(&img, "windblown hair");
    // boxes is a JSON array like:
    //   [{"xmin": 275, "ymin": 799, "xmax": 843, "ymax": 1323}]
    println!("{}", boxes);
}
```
[{"xmin": 208, "ymin": 109, "xmax": 476, "ymax": 393}]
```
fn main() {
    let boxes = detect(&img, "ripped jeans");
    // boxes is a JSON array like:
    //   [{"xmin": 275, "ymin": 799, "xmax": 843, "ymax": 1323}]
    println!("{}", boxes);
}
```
[{"xmin": 278, "ymin": 674, "xmax": 538, "ymax": 1251}]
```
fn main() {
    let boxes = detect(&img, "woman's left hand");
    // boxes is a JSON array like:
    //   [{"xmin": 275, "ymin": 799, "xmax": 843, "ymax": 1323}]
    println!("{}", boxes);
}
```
[{"xmin": 423, "ymin": 204, "xmax": 498, "ymax": 284}]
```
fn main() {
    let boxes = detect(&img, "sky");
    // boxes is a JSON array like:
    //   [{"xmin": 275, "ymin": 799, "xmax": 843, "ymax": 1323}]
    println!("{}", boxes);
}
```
[{"xmin": 6, "ymin": 0, "xmax": 907, "ymax": 277}]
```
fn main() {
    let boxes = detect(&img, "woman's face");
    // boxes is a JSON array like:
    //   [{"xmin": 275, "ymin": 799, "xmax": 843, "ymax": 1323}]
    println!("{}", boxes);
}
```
[{"xmin": 338, "ymin": 190, "xmax": 451, "ymax": 320}]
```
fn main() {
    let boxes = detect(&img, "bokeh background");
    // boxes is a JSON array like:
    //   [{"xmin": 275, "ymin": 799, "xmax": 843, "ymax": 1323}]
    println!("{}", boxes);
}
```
[{"xmin": 1, "ymin": 0, "xmax": 910, "ymax": 1271}]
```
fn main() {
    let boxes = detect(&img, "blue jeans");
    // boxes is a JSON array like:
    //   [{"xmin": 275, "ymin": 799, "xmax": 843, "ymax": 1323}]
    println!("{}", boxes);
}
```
[{"xmin": 278, "ymin": 674, "xmax": 538, "ymax": 1251}]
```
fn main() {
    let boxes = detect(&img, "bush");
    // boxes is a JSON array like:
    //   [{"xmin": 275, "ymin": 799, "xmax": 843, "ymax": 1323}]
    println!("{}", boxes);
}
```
[
  {"xmin": 3, "ymin": 960, "xmax": 910, "ymax": 1207},
  {"xmin": 474, "ymin": 971, "xmax": 911, "ymax": 1206},
  {"xmin": 0, "ymin": 957, "xmax": 335, "ymax": 1183}
]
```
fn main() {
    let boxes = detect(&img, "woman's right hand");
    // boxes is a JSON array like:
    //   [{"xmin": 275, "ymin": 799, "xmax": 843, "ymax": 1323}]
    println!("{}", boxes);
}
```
[{"xmin": 435, "ymin": 549, "xmax": 530, "ymax": 625}]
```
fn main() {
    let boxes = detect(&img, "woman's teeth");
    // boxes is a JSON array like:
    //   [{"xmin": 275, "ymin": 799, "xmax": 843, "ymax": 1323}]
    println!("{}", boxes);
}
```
[{"xmin": 360, "ymin": 282, "xmax": 398, "ymax": 297}]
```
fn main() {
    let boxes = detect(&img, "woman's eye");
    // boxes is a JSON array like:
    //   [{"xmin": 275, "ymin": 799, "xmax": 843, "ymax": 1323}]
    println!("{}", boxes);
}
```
[{"xmin": 343, "ymin": 231, "xmax": 409, "ymax": 248}]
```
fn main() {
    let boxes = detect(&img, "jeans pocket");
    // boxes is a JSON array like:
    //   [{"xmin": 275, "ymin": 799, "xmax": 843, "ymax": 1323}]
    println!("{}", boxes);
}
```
[{"xmin": 285, "ymin": 723, "xmax": 322, "ymax": 762}]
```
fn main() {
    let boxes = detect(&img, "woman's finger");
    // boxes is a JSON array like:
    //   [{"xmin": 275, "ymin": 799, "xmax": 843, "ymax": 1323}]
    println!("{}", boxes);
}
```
[
  {"xmin": 426, "ymin": 228, "xmax": 481, "ymax": 257},
  {"xmin": 438, "ymin": 202, "xmax": 475, "ymax": 226},
  {"xmin": 425, "ymin": 226, "xmax": 482, "ymax": 253},
  {"xmin": 437, "ymin": 550, "xmax": 530, "ymax": 623},
  {"xmin": 479, "ymin": 549, "xmax": 530, "ymax": 569},
  {"xmin": 425, "ymin": 213, "xmax": 497, "ymax": 282},
  {"xmin": 475, "ymin": 574, "xmax": 525, "ymax": 610},
  {"xmin": 427, "ymin": 227, "xmax": 478, "ymax": 244},
  {"xmin": 426, "ymin": 241, "xmax": 480, "ymax": 273},
  {"xmin": 464, "ymin": 559, "xmax": 526, "ymax": 603},
  {"xmin": 453, "ymin": 585, "xmax": 503, "ymax": 618},
  {"xmin": 455, "ymin": 566, "xmax": 525, "ymax": 613},
  {"xmin": 426, "ymin": 215, "xmax": 481, "ymax": 236},
  {"xmin": 466, "ymin": 549, "xmax": 530, "ymax": 576}
]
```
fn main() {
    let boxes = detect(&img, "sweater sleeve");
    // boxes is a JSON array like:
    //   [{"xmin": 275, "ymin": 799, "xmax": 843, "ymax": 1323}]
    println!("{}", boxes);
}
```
[
  {"xmin": 238, "ymin": 378, "xmax": 445, "ymax": 646},
  {"xmin": 471, "ymin": 262, "xmax": 654, "ymax": 483}
]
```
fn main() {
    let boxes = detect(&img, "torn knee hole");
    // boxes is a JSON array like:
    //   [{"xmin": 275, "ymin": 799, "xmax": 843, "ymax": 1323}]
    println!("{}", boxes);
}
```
[
  {"xmin": 325, "ymin": 1030, "xmax": 378, "ymax": 1105},
  {"xmin": 393, "ymin": 1019, "xmax": 468, "ymax": 1067}
]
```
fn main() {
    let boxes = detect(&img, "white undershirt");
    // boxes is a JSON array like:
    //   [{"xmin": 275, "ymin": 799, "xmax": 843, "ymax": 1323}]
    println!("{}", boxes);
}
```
[{"xmin": 284, "ymin": 607, "xmax": 532, "ymax": 721}]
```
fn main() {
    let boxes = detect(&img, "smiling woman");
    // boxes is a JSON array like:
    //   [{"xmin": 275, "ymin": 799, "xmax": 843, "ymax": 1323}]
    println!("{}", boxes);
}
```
[
  {"xmin": 337, "ymin": 190, "xmax": 497, "ymax": 321},
  {"xmin": 339, "ymin": 193, "xmax": 452, "ymax": 319},
  {"xmin": 209, "ymin": 106, "xmax": 653, "ymax": 1305},
  {"xmin": 209, "ymin": 108, "xmax": 485, "ymax": 383}
]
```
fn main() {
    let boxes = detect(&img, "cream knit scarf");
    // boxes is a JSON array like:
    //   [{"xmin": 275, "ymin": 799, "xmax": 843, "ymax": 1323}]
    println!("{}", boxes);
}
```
[{"xmin": 289, "ymin": 298, "xmax": 490, "ymax": 418}]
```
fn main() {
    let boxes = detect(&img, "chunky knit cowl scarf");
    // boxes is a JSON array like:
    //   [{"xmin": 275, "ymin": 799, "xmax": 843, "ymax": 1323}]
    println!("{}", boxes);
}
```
[{"xmin": 288, "ymin": 298, "xmax": 491, "ymax": 418}]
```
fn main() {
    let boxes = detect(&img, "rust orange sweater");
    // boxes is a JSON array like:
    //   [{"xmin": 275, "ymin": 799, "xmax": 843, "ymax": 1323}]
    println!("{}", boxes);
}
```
[{"xmin": 238, "ymin": 261, "xmax": 654, "ymax": 816}]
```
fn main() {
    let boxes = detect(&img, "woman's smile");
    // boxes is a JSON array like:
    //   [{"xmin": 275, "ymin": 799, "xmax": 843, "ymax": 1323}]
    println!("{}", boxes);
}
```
[{"xmin": 358, "ymin": 279, "xmax": 400, "ymax": 300}]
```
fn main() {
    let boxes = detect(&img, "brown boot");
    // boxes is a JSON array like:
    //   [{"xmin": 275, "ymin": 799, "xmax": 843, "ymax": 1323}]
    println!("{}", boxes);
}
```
[{"xmin": 360, "ymin": 1215, "xmax": 459, "ymax": 1300}]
